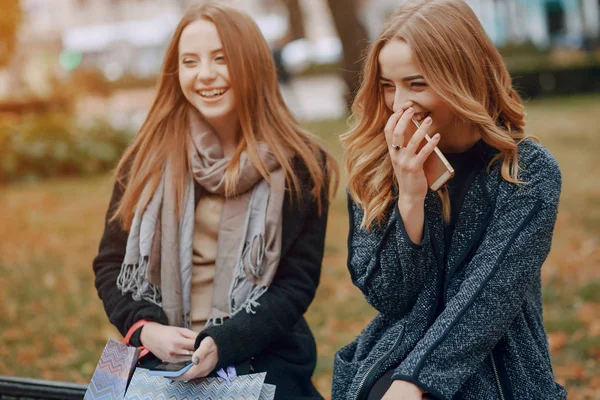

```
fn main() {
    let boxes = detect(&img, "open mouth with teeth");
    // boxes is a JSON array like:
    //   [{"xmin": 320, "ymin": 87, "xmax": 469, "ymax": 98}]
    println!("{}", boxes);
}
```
[
  {"xmin": 197, "ymin": 88, "xmax": 229, "ymax": 98},
  {"xmin": 413, "ymin": 112, "xmax": 431, "ymax": 122}
]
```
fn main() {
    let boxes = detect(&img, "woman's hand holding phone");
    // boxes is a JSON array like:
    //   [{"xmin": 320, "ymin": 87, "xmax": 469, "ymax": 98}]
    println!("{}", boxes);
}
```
[
  {"xmin": 384, "ymin": 107, "xmax": 441, "ymax": 202},
  {"xmin": 139, "ymin": 322, "xmax": 197, "ymax": 363},
  {"xmin": 384, "ymin": 107, "xmax": 440, "ymax": 244},
  {"xmin": 177, "ymin": 336, "xmax": 219, "ymax": 381}
]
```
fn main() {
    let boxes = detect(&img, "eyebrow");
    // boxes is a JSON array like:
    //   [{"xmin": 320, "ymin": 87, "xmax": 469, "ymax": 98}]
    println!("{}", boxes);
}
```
[
  {"xmin": 403, "ymin": 75, "xmax": 424, "ymax": 81},
  {"xmin": 379, "ymin": 75, "xmax": 425, "ymax": 82},
  {"xmin": 180, "ymin": 48, "xmax": 224, "ymax": 58}
]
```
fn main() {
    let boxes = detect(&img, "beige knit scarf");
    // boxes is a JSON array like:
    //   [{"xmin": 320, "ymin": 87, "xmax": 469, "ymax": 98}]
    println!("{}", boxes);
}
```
[{"xmin": 117, "ymin": 108, "xmax": 286, "ymax": 327}]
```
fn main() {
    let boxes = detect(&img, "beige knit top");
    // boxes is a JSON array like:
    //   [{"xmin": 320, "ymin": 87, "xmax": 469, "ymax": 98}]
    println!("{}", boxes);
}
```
[{"xmin": 191, "ymin": 193, "xmax": 224, "ymax": 332}]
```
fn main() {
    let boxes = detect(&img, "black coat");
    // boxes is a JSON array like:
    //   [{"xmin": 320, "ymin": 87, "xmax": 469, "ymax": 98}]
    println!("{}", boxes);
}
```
[
  {"xmin": 93, "ymin": 157, "xmax": 328, "ymax": 400},
  {"xmin": 332, "ymin": 140, "xmax": 567, "ymax": 400}
]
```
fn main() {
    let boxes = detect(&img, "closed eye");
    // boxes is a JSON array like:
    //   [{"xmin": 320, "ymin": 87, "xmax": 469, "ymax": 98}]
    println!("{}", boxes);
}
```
[
  {"xmin": 214, "ymin": 53, "xmax": 227, "ymax": 64},
  {"xmin": 411, "ymin": 82, "xmax": 427, "ymax": 88}
]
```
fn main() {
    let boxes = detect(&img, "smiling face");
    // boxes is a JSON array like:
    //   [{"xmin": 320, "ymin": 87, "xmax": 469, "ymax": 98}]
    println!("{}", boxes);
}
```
[
  {"xmin": 178, "ymin": 19, "xmax": 236, "ymax": 128},
  {"xmin": 378, "ymin": 38, "xmax": 471, "ymax": 152}
]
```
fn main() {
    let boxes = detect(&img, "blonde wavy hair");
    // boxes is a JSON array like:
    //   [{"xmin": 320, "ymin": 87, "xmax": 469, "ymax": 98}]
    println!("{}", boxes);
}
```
[
  {"xmin": 342, "ymin": 0, "xmax": 527, "ymax": 229},
  {"xmin": 112, "ymin": 3, "xmax": 338, "ymax": 229}
]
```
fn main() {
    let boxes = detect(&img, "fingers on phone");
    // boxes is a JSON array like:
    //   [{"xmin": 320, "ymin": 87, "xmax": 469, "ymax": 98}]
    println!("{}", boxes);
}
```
[
  {"xmin": 415, "ymin": 133, "xmax": 441, "ymax": 165},
  {"xmin": 174, "ymin": 339, "xmax": 196, "ymax": 357},
  {"xmin": 405, "ymin": 114, "xmax": 429, "ymax": 153},
  {"xmin": 182, "ymin": 360, "xmax": 210, "ymax": 380},
  {"xmin": 179, "ymin": 348, "xmax": 194, "ymax": 358},
  {"xmin": 384, "ymin": 110, "xmax": 403, "ymax": 144},
  {"xmin": 176, "ymin": 367, "xmax": 195, "ymax": 382},
  {"xmin": 391, "ymin": 107, "xmax": 414, "ymax": 148}
]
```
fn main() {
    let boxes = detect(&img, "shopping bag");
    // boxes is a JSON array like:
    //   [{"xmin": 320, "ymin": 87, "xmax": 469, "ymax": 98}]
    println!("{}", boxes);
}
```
[
  {"xmin": 124, "ymin": 367, "xmax": 276, "ymax": 400},
  {"xmin": 84, "ymin": 339, "xmax": 140, "ymax": 400}
]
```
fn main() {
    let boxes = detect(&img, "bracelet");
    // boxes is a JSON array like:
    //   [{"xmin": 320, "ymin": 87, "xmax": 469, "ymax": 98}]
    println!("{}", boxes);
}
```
[{"xmin": 122, "ymin": 319, "xmax": 150, "ymax": 358}]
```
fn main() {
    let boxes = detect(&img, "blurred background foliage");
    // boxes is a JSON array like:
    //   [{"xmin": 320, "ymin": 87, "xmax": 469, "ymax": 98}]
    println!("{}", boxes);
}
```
[
  {"xmin": 0, "ymin": 114, "xmax": 131, "ymax": 184},
  {"xmin": 1, "ymin": 0, "xmax": 600, "ymax": 399}
]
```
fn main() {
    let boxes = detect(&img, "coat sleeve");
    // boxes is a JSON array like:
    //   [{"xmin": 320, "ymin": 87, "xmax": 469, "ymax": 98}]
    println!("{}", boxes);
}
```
[
  {"xmin": 92, "ymin": 178, "xmax": 168, "ymax": 346},
  {"xmin": 346, "ymin": 194, "xmax": 438, "ymax": 317},
  {"xmin": 194, "ymin": 163, "xmax": 328, "ymax": 369},
  {"xmin": 392, "ymin": 151, "xmax": 562, "ymax": 400}
]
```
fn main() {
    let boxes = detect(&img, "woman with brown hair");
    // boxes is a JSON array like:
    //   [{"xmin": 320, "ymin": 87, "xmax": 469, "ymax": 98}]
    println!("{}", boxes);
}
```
[
  {"xmin": 92, "ymin": 3, "xmax": 337, "ymax": 398},
  {"xmin": 333, "ymin": 0, "xmax": 565, "ymax": 399}
]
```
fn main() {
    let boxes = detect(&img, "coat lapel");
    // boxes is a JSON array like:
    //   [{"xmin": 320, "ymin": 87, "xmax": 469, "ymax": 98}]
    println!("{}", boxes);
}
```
[
  {"xmin": 424, "ymin": 190, "xmax": 445, "ymax": 267},
  {"xmin": 280, "ymin": 188, "xmax": 310, "ymax": 256},
  {"xmin": 444, "ymin": 171, "xmax": 494, "ymax": 284}
]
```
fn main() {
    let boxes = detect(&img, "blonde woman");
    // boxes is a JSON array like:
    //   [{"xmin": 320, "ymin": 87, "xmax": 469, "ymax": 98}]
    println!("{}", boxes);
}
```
[
  {"xmin": 333, "ymin": 1, "xmax": 566, "ymax": 399},
  {"xmin": 93, "ymin": 4, "xmax": 337, "ymax": 399}
]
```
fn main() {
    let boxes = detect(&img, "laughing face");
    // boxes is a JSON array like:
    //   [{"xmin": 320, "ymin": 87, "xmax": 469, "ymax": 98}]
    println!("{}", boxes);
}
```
[
  {"xmin": 178, "ymin": 19, "xmax": 236, "ymax": 127},
  {"xmin": 378, "ymin": 38, "xmax": 469, "ymax": 152}
]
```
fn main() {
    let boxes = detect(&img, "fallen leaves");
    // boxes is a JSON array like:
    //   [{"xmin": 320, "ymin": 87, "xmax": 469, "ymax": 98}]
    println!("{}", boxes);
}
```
[
  {"xmin": 1, "ymin": 97, "xmax": 600, "ymax": 398},
  {"xmin": 549, "ymin": 331, "xmax": 569, "ymax": 352}
]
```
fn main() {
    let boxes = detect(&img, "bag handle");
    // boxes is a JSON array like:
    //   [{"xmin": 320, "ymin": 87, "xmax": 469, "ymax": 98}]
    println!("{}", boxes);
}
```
[{"xmin": 123, "ymin": 319, "xmax": 150, "ymax": 359}]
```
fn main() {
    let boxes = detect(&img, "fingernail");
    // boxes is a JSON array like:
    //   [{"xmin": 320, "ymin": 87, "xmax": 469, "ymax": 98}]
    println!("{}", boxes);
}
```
[
  {"xmin": 424, "ymin": 116, "xmax": 432, "ymax": 124},
  {"xmin": 434, "ymin": 133, "xmax": 440, "ymax": 140},
  {"xmin": 193, "ymin": 356, "xmax": 200, "ymax": 364},
  {"xmin": 406, "ymin": 107, "xmax": 414, "ymax": 114}
]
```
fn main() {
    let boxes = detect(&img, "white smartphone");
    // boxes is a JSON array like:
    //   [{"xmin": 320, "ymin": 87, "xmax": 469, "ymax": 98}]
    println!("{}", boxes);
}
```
[{"xmin": 407, "ymin": 119, "xmax": 454, "ymax": 191}]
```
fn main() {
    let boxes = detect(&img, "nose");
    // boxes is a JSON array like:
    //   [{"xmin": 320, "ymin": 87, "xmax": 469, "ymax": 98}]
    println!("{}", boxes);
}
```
[
  {"xmin": 196, "ymin": 61, "xmax": 217, "ymax": 83},
  {"xmin": 392, "ymin": 88, "xmax": 414, "ymax": 113}
]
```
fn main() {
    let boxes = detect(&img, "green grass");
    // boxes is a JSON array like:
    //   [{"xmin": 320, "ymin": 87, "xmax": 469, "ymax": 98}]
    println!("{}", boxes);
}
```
[
  {"xmin": 1, "ymin": 94, "xmax": 599, "ymax": 398},
  {"xmin": 578, "ymin": 282, "xmax": 600, "ymax": 303}
]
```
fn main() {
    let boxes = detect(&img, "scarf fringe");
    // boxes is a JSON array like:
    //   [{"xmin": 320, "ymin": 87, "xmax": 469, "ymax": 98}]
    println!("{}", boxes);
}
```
[
  {"xmin": 227, "ymin": 231, "xmax": 270, "ymax": 318},
  {"xmin": 205, "ymin": 285, "xmax": 269, "ymax": 329},
  {"xmin": 117, "ymin": 256, "xmax": 162, "ymax": 307},
  {"xmin": 231, "ymin": 285, "xmax": 268, "ymax": 316},
  {"xmin": 242, "ymin": 234, "xmax": 265, "ymax": 279}
]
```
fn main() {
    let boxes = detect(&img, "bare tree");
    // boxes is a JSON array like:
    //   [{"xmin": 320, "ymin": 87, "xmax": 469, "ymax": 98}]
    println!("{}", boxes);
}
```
[
  {"xmin": 283, "ymin": 0, "xmax": 305, "ymax": 40},
  {"xmin": 577, "ymin": 0, "xmax": 596, "ymax": 54},
  {"xmin": 326, "ymin": 0, "xmax": 370, "ymax": 109},
  {"xmin": 278, "ymin": 0, "xmax": 370, "ymax": 108}
]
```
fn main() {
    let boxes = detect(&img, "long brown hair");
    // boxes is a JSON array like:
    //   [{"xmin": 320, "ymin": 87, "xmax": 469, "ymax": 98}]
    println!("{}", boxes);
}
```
[
  {"xmin": 112, "ymin": 3, "xmax": 338, "ymax": 229},
  {"xmin": 342, "ymin": 0, "xmax": 527, "ymax": 229}
]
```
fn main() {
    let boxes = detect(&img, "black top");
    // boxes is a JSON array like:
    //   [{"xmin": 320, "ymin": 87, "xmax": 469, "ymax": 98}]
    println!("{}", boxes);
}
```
[{"xmin": 443, "ymin": 141, "xmax": 487, "ymax": 254}]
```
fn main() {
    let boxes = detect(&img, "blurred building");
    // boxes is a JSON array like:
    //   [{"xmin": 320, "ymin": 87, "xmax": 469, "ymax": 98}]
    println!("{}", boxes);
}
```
[
  {"xmin": 4, "ymin": 0, "xmax": 598, "ymax": 123},
  {"xmin": 7, "ymin": 0, "xmax": 336, "ymax": 89},
  {"xmin": 0, "ymin": 0, "xmax": 341, "ymax": 123},
  {"xmin": 18, "ymin": 0, "xmax": 211, "ymax": 84},
  {"xmin": 471, "ymin": 0, "xmax": 600, "ymax": 48},
  {"xmin": 359, "ymin": 0, "xmax": 600, "ymax": 49},
  {"xmin": 4, "ymin": 0, "xmax": 184, "ymax": 100}
]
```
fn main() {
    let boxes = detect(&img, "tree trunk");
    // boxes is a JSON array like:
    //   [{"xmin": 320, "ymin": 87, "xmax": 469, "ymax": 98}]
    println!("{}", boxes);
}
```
[
  {"xmin": 578, "ymin": 0, "xmax": 595, "ymax": 54},
  {"xmin": 284, "ymin": 0, "xmax": 305, "ymax": 41},
  {"xmin": 326, "ymin": 0, "xmax": 371, "ymax": 110}
]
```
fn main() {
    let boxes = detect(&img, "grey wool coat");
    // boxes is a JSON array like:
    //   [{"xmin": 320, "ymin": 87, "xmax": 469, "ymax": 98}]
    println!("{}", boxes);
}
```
[{"xmin": 332, "ymin": 139, "xmax": 567, "ymax": 400}]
